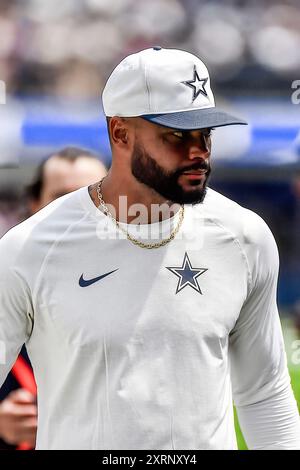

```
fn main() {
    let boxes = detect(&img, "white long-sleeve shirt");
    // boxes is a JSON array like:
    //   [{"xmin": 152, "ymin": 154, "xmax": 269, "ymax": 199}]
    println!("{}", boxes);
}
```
[{"xmin": 0, "ymin": 186, "xmax": 299, "ymax": 449}]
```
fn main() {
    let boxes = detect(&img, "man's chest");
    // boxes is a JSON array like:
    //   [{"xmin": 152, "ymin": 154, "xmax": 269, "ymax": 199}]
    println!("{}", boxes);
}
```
[{"xmin": 33, "ymin": 232, "xmax": 249, "ymax": 350}]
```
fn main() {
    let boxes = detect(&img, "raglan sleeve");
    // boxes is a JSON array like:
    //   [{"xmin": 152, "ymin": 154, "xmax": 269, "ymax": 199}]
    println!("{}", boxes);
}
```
[
  {"xmin": 0, "ymin": 228, "xmax": 33, "ymax": 388},
  {"xmin": 229, "ymin": 211, "xmax": 300, "ymax": 450}
]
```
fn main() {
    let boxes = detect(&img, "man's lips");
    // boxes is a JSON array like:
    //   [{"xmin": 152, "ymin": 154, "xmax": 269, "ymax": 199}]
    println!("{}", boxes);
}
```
[
  {"xmin": 182, "ymin": 170, "xmax": 207, "ymax": 174},
  {"xmin": 181, "ymin": 169, "xmax": 208, "ymax": 176}
]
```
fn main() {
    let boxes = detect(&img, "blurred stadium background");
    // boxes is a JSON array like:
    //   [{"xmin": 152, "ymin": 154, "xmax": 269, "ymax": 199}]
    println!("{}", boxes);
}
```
[{"xmin": 0, "ymin": 0, "xmax": 299, "ymax": 450}]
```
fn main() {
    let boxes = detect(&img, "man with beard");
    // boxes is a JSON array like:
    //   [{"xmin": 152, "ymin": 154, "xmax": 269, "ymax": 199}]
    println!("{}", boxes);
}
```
[{"xmin": 0, "ymin": 48, "xmax": 300, "ymax": 450}]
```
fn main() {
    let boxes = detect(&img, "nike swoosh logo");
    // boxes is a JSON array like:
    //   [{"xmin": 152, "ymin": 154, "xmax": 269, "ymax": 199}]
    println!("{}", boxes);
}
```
[{"xmin": 79, "ymin": 269, "xmax": 118, "ymax": 287}]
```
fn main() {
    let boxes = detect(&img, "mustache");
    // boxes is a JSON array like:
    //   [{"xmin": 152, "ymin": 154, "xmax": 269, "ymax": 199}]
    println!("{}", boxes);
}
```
[{"xmin": 175, "ymin": 162, "xmax": 211, "ymax": 176}]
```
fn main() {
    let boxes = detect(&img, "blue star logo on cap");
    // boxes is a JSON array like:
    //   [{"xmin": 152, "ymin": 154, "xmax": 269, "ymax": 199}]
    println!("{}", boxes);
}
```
[
  {"xmin": 182, "ymin": 65, "xmax": 208, "ymax": 102},
  {"xmin": 166, "ymin": 252, "xmax": 208, "ymax": 294}
]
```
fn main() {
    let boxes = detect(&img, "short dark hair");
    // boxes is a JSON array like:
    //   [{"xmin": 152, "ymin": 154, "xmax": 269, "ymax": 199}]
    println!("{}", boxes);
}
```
[{"xmin": 26, "ymin": 146, "xmax": 104, "ymax": 201}]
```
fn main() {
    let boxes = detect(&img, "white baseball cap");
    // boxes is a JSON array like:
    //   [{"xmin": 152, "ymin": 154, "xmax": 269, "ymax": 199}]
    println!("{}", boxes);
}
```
[{"xmin": 102, "ymin": 47, "xmax": 247, "ymax": 130}]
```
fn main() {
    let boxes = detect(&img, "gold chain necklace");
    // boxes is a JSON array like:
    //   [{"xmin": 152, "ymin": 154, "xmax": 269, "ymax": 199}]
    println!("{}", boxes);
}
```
[{"xmin": 96, "ymin": 177, "xmax": 185, "ymax": 249}]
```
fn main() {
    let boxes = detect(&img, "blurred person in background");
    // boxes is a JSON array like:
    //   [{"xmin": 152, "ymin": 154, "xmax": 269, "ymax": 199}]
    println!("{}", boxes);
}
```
[
  {"xmin": 0, "ymin": 146, "xmax": 107, "ymax": 449},
  {"xmin": 25, "ymin": 147, "xmax": 108, "ymax": 215}
]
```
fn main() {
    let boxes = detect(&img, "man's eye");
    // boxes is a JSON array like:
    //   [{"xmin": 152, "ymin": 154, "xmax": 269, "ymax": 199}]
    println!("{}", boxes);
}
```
[{"xmin": 172, "ymin": 131, "xmax": 184, "ymax": 138}]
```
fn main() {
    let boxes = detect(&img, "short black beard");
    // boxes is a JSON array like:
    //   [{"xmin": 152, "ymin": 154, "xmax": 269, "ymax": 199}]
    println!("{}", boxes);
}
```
[{"xmin": 131, "ymin": 141, "xmax": 211, "ymax": 205}]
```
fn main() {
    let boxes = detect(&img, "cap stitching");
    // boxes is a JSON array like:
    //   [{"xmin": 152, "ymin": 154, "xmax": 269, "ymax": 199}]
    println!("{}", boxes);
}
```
[{"xmin": 143, "ymin": 57, "xmax": 152, "ymax": 113}]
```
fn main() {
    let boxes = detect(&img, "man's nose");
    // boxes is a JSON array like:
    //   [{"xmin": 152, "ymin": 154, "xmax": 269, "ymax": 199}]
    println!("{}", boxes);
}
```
[{"xmin": 188, "ymin": 137, "xmax": 210, "ymax": 160}]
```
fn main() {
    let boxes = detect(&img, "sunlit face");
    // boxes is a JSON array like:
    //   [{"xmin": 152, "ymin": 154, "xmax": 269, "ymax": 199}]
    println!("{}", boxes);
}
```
[{"xmin": 130, "ymin": 118, "xmax": 212, "ymax": 205}]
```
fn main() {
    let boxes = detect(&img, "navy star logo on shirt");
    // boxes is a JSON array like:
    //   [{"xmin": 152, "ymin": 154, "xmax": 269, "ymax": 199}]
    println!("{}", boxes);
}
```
[
  {"xmin": 182, "ymin": 65, "xmax": 208, "ymax": 102},
  {"xmin": 166, "ymin": 252, "xmax": 208, "ymax": 294}
]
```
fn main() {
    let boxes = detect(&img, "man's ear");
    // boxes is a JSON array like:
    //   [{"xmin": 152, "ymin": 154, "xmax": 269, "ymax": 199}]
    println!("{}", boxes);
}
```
[{"xmin": 109, "ymin": 117, "xmax": 130, "ymax": 147}]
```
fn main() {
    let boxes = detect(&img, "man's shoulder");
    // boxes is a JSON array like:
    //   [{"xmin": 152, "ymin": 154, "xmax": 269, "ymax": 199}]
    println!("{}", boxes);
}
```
[
  {"xmin": 200, "ymin": 187, "xmax": 276, "ymax": 250},
  {"xmin": 0, "ymin": 187, "xmax": 85, "ymax": 260}
]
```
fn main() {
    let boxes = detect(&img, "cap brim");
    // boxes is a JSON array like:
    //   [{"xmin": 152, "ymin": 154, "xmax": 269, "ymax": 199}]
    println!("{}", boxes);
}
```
[{"xmin": 141, "ymin": 107, "xmax": 247, "ymax": 130}]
